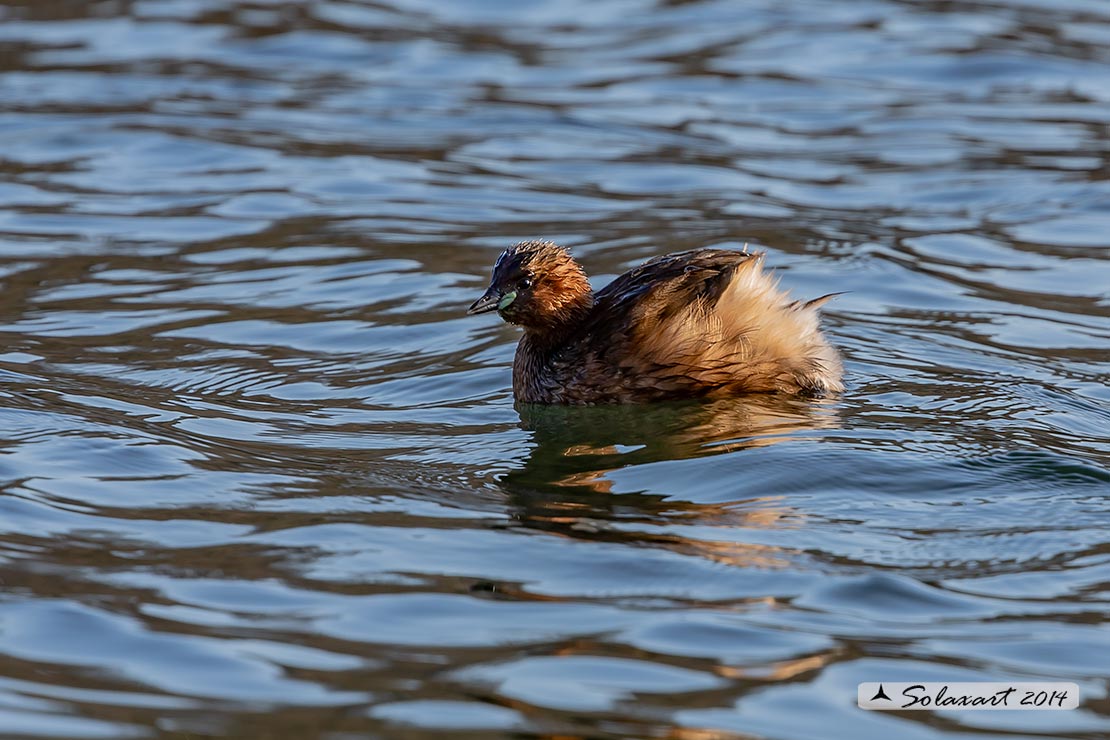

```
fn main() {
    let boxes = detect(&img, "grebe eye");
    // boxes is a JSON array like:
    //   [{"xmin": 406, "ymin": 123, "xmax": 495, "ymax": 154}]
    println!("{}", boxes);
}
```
[{"xmin": 520, "ymin": 276, "xmax": 533, "ymax": 290}]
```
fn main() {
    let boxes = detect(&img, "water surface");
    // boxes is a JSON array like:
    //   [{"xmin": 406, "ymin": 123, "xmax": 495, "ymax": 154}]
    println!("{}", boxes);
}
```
[{"xmin": 0, "ymin": 1, "xmax": 1108, "ymax": 738}]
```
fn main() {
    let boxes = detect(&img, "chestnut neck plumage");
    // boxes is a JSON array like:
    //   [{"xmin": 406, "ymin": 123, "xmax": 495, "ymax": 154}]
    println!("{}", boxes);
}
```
[
  {"xmin": 520, "ymin": 294, "xmax": 593, "ymax": 351},
  {"xmin": 510, "ymin": 253, "xmax": 594, "ymax": 403},
  {"xmin": 516, "ymin": 253, "xmax": 594, "ymax": 351}
]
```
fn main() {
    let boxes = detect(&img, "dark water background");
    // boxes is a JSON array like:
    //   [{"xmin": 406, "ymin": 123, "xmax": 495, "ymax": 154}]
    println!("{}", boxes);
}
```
[{"xmin": 1, "ymin": 1, "xmax": 1109, "ymax": 738}]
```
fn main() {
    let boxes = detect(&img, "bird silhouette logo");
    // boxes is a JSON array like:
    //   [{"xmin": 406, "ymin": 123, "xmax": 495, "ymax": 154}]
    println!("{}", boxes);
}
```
[{"xmin": 870, "ymin": 684, "xmax": 892, "ymax": 702}]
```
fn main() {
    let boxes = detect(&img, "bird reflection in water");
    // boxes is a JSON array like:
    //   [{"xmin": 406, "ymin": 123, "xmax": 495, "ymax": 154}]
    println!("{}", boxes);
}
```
[{"xmin": 496, "ymin": 394, "xmax": 840, "ymax": 572}]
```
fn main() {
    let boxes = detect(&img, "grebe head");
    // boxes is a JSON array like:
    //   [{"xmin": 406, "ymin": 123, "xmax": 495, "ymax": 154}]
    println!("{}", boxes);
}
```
[{"xmin": 468, "ymin": 240, "xmax": 592, "ymax": 334}]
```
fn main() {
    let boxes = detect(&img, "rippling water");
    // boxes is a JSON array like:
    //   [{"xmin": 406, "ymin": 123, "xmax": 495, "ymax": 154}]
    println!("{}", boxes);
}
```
[{"xmin": 0, "ymin": 1, "xmax": 1108, "ymax": 738}]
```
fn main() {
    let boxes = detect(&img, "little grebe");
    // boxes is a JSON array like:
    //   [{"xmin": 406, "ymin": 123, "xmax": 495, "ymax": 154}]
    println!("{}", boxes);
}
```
[{"xmin": 468, "ymin": 241, "xmax": 843, "ymax": 404}]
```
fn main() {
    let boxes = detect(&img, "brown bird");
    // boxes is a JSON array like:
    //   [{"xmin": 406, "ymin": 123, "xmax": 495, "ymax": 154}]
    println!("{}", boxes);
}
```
[{"xmin": 468, "ymin": 241, "xmax": 843, "ymax": 405}]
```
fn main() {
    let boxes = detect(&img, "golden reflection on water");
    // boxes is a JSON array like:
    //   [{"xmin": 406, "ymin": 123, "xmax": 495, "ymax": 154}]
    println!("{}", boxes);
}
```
[
  {"xmin": 496, "ymin": 395, "xmax": 840, "ymax": 570},
  {"xmin": 516, "ymin": 394, "xmax": 839, "ymax": 480}
]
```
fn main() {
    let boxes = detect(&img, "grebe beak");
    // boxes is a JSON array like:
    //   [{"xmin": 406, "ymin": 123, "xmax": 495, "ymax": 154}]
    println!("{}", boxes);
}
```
[{"xmin": 467, "ymin": 287, "xmax": 501, "ymax": 315}]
